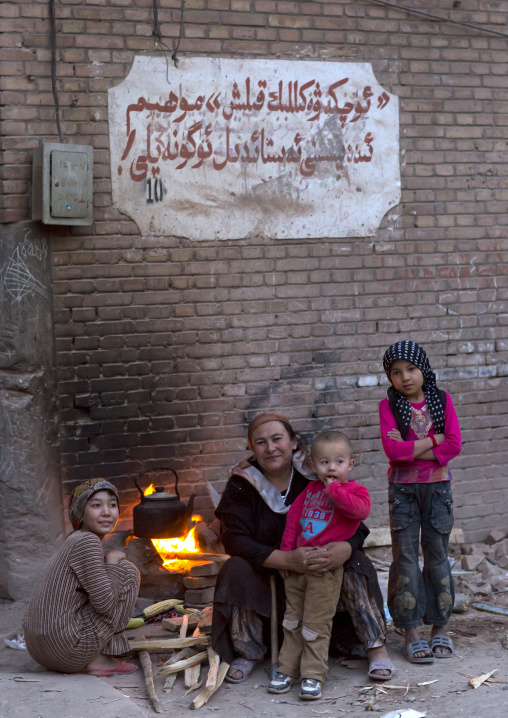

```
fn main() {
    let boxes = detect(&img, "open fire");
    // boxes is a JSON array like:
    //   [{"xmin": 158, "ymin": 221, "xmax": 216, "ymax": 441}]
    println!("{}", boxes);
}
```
[{"xmin": 144, "ymin": 483, "xmax": 203, "ymax": 572}]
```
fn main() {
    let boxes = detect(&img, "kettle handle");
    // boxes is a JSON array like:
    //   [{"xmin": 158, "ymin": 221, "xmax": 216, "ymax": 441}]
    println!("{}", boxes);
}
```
[{"xmin": 134, "ymin": 467, "xmax": 180, "ymax": 500}]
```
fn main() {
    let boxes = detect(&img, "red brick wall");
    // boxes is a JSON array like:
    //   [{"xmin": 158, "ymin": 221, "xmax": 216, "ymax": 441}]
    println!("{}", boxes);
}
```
[{"xmin": 2, "ymin": 1, "xmax": 508, "ymax": 540}]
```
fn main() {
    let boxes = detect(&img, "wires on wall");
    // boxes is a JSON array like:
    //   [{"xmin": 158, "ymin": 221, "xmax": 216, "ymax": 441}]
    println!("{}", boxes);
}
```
[
  {"xmin": 49, "ymin": 0, "xmax": 64, "ymax": 142},
  {"xmin": 151, "ymin": 0, "xmax": 185, "ymax": 80},
  {"xmin": 171, "ymin": 0, "xmax": 186, "ymax": 68}
]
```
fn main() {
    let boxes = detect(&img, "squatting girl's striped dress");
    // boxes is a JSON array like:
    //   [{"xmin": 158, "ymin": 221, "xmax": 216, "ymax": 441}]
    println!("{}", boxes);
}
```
[{"xmin": 23, "ymin": 530, "xmax": 140, "ymax": 672}]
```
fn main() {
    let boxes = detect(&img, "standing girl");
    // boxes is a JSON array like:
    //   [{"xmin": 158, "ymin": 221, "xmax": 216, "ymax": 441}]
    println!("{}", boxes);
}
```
[
  {"xmin": 23, "ymin": 479, "xmax": 140, "ymax": 676},
  {"xmin": 379, "ymin": 341, "xmax": 461, "ymax": 663}
]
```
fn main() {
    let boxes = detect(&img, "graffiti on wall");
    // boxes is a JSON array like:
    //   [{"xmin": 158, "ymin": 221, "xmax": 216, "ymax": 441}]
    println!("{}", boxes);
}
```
[
  {"xmin": 0, "ymin": 231, "xmax": 49, "ymax": 303},
  {"xmin": 109, "ymin": 57, "xmax": 400, "ymax": 239}
]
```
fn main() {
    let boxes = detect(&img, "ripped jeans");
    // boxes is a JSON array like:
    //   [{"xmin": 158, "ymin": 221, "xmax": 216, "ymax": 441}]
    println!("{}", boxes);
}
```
[
  {"xmin": 388, "ymin": 481, "xmax": 455, "ymax": 630},
  {"xmin": 278, "ymin": 568, "xmax": 344, "ymax": 682}
]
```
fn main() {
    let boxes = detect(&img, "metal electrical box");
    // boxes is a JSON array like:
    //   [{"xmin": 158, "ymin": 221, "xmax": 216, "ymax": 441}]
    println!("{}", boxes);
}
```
[{"xmin": 32, "ymin": 142, "xmax": 93, "ymax": 226}]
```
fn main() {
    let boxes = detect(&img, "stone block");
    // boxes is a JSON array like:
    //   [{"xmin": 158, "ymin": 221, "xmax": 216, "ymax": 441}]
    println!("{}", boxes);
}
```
[
  {"xmin": 161, "ymin": 615, "xmax": 199, "ymax": 633},
  {"xmin": 189, "ymin": 561, "xmax": 219, "ymax": 577},
  {"xmin": 196, "ymin": 524, "xmax": 223, "ymax": 554},
  {"xmin": 185, "ymin": 587, "xmax": 215, "ymax": 604},
  {"xmin": 485, "ymin": 529, "xmax": 507, "ymax": 546},
  {"xmin": 125, "ymin": 537, "xmax": 185, "ymax": 600},
  {"xmin": 478, "ymin": 558, "xmax": 504, "ymax": 580},
  {"xmin": 183, "ymin": 575, "xmax": 217, "ymax": 589},
  {"xmin": 498, "ymin": 555, "xmax": 508, "ymax": 570},
  {"xmin": 473, "ymin": 582, "xmax": 492, "ymax": 596},
  {"xmin": 460, "ymin": 554, "xmax": 484, "ymax": 572},
  {"xmin": 198, "ymin": 606, "xmax": 213, "ymax": 632},
  {"xmin": 494, "ymin": 539, "xmax": 508, "ymax": 559},
  {"xmin": 461, "ymin": 542, "xmax": 489, "ymax": 556},
  {"xmin": 490, "ymin": 576, "xmax": 508, "ymax": 593}
]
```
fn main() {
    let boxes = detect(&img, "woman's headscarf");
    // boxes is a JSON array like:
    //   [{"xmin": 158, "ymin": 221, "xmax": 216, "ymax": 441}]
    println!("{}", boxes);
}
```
[
  {"xmin": 69, "ymin": 478, "xmax": 120, "ymax": 530},
  {"xmin": 232, "ymin": 413, "xmax": 314, "ymax": 514},
  {"xmin": 382, "ymin": 340, "xmax": 446, "ymax": 439},
  {"xmin": 247, "ymin": 412, "xmax": 293, "ymax": 450}
]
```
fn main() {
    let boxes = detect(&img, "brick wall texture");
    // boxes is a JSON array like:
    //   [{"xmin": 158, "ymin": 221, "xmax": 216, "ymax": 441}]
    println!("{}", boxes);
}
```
[{"xmin": 1, "ymin": 0, "xmax": 508, "ymax": 541}]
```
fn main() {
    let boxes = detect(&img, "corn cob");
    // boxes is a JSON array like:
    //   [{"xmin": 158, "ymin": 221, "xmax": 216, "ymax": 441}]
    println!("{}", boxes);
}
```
[
  {"xmin": 176, "ymin": 606, "xmax": 201, "ymax": 615},
  {"xmin": 143, "ymin": 599, "xmax": 183, "ymax": 618},
  {"xmin": 125, "ymin": 617, "xmax": 145, "ymax": 629}
]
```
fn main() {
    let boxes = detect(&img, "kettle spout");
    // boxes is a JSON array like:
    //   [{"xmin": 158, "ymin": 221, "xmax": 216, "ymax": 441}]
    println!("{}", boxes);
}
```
[{"xmin": 186, "ymin": 492, "xmax": 196, "ymax": 521}]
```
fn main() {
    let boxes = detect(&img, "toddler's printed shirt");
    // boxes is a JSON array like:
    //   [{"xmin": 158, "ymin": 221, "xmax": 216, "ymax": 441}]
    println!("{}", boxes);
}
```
[{"xmin": 280, "ymin": 479, "xmax": 370, "ymax": 550}]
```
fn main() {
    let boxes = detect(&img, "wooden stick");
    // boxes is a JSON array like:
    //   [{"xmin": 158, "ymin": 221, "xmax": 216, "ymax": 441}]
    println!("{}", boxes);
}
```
[
  {"xmin": 159, "ymin": 651, "xmax": 207, "ymax": 676},
  {"xmin": 191, "ymin": 661, "xmax": 230, "ymax": 710},
  {"xmin": 185, "ymin": 662, "xmax": 201, "ymax": 688},
  {"xmin": 184, "ymin": 679, "xmax": 204, "ymax": 696},
  {"xmin": 170, "ymin": 552, "xmax": 229, "ymax": 562},
  {"xmin": 206, "ymin": 646, "xmax": 220, "ymax": 689},
  {"xmin": 129, "ymin": 636, "xmax": 209, "ymax": 651},
  {"xmin": 180, "ymin": 613, "xmax": 189, "ymax": 639},
  {"xmin": 164, "ymin": 647, "xmax": 198, "ymax": 667},
  {"xmin": 269, "ymin": 574, "xmax": 278, "ymax": 681},
  {"xmin": 163, "ymin": 673, "xmax": 177, "ymax": 694},
  {"xmin": 139, "ymin": 641, "xmax": 163, "ymax": 714},
  {"xmin": 468, "ymin": 669, "xmax": 498, "ymax": 689}
]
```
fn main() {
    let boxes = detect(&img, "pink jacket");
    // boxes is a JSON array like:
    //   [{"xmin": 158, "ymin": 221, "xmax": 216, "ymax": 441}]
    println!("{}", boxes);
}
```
[
  {"xmin": 379, "ymin": 391, "xmax": 462, "ymax": 483},
  {"xmin": 280, "ymin": 479, "xmax": 371, "ymax": 550}
]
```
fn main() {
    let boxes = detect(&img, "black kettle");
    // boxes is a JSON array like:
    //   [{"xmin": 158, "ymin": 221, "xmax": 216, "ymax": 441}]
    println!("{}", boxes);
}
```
[{"xmin": 133, "ymin": 467, "xmax": 196, "ymax": 539}]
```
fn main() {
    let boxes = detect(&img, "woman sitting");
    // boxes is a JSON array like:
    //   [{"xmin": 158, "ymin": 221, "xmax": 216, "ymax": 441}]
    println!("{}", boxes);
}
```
[
  {"xmin": 212, "ymin": 413, "xmax": 395, "ymax": 684},
  {"xmin": 23, "ymin": 479, "xmax": 140, "ymax": 676}
]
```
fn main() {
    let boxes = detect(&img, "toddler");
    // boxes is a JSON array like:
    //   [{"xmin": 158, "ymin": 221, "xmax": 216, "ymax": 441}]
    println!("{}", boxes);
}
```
[
  {"xmin": 268, "ymin": 430, "xmax": 370, "ymax": 700},
  {"xmin": 380, "ymin": 340, "xmax": 462, "ymax": 663}
]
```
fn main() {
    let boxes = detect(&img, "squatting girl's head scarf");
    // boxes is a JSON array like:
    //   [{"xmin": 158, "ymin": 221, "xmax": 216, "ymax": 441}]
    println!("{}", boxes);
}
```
[
  {"xmin": 382, "ymin": 340, "xmax": 446, "ymax": 439},
  {"xmin": 69, "ymin": 478, "xmax": 120, "ymax": 530}
]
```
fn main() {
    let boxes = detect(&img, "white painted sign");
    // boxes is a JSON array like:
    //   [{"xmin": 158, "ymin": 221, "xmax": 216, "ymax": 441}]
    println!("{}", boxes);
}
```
[{"xmin": 108, "ymin": 56, "xmax": 400, "ymax": 239}]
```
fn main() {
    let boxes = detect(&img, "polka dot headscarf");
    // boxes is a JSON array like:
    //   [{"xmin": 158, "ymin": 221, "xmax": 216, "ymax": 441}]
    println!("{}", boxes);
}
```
[{"xmin": 382, "ymin": 340, "xmax": 446, "ymax": 439}]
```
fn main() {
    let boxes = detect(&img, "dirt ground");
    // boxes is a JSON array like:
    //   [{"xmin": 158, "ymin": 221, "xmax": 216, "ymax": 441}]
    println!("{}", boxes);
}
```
[{"xmin": 1, "ymin": 592, "xmax": 507, "ymax": 718}]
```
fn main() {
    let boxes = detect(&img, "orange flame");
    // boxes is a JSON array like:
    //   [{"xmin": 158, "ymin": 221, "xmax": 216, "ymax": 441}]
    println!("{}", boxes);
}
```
[
  {"xmin": 143, "ymin": 484, "xmax": 156, "ymax": 495},
  {"xmin": 151, "ymin": 514, "xmax": 203, "ymax": 571}
]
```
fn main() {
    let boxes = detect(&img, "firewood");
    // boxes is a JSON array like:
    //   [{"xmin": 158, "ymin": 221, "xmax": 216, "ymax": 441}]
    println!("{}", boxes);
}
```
[
  {"xmin": 128, "ymin": 636, "xmax": 209, "ymax": 651},
  {"xmin": 159, "ymin": 651, "xmax": 208, "ymax": 676},
  {"xmin": 139, "ymin": 644, "xmax": 163, "ymax": 714},
  {"xmin": 184, "ymin": 679, "xmax": 204, "ymax": 696},
  {"xmin": 191, "ymin": 661, "xmax": 230, "ymax": 710},
  {"xmin": 167, "ymin": 647, "xmax": 196, "ymax": 664},
  {"xmin": 185, "ymin": 661, "xmax": 201, "ymax": 688},
  {"xmin": 163, "ymin": 673, "xmax": 177, "ymax": 694},
  {"xmin": 206, "ymin": 646, "xmax": 220, "ymax": 689},
  {"xmin": 468, "ymin": 669, "xmax": 498, "ymax": 689},
  {"xmin": 180, "ymin": 613, "xmax": 189, "ymax": 639},
  {"xmin": 172, "ymin": 552, "xmax": 229, "ymax": 563}
]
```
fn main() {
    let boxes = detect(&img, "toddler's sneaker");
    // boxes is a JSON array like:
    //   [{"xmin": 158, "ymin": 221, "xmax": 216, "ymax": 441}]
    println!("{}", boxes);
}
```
[
  {"xmin": 268, "ymin": 672, "xmax": 298, "ymax": 694},
  {"xmin": 299, "ymin": 678, "xmax": 322, "ymax": 700}
]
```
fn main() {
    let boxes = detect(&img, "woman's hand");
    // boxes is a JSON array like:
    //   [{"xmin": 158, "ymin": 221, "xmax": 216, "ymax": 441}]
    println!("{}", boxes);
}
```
[
  {"xmin": 263, "ymin": 543, "xmax": 352, "ymax": 575},
  {"xmin": 306, "ymin": 542, "xmax": 352, "ymax": 574},
  {"xmin": 387, "ymin": 429, "xmax": 403, "ymax": 442},
  {"xmin": 263, "ymin": 547, "xmax": 317, "ymax": 573},
  {"xmin": 105, "ymin": 550, "xmax": 126, "ymax": 565}
]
